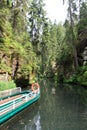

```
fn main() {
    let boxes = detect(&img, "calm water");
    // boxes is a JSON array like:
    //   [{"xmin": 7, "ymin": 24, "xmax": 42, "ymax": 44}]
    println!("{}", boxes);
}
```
[{"xmin": 1, "ymin": 79, "xmax": 87, "ymax": 130}]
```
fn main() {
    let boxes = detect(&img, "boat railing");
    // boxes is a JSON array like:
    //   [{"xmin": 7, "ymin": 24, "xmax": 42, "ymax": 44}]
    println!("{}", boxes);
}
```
[
  {"xmin": 0, "ymin": 87, "xmax": 21, "ymax": 98},
  {"xmin": 0, "ymin": 91, "xmax": 35, "ymax": 116}
]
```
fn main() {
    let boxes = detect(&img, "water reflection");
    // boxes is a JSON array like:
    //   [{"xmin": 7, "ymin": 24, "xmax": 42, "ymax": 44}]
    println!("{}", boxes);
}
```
[
  {"xmin": 20, "ymin": 111, "xmax": 41, "ymax": 130},
  {"xmin": 0, "ymin": 79, "xmax": 87, "ymax": 130},
  {"xmin": 34, "ymin": 112, "xmax": 41, "ymax": 130},
  {"xmin": 0, "ymin": 103, "xmax": 41, "ymax": 130},
  {"xmin": 40, "ymin": 80, "xmax": 87, "ymax": 130}
]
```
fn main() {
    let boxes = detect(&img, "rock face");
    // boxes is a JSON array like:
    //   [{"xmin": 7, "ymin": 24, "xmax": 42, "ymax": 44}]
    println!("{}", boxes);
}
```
[
  {"xmin": 83, "ymin": 46, "xmax": 87, "ymax": 65},
  {"xmin": 77, "ymin": 27, "xmax": 87, "ymax": 66},
  {"xmin": 51, "ymin": 87, "xmax": 56, "ymax": 95}
]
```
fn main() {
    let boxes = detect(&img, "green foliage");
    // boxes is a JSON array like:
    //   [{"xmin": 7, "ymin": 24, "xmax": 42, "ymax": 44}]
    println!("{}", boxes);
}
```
[
  {"xmin": 0, "ymin": 80, "xmax": 16, "ymax": 91},
  {"xmin": 0, "ymin": 0, "xmax": 87, "ymax": 88},
  {"xmin": 29, "ymin": 0, "xmax": 47, "ymax": 47},
  {"xmin": 64, "ymin": 65, "xmax": 87, "ymax": 86},
  {"xmin": 0, "ymin": 63, "xmax": 11, "ymax": 73},
  {"xmin": 64, "ymin": 74, "xmax": 77, "ymax": 83},
  {"xmin": 77, "ymin": 66, "xmax": 87, "ymax": 86},
  {"xmin": 0, "ymin": 9, "xmax": 12, "ymax": 33},
  {"xmin": 0, "ymin": 0, "xmax": 38, "ymax": 86},
  {"xmin": 78, "ymin": 2, "xmax": 87, "ymax": 32},
  {"xmin": 56, "ymin": 42, "xmax": 72, "ymax": 65},
  {"xmin": 21, "ymin": 65, "xmax": 32, "ymax": 77}
]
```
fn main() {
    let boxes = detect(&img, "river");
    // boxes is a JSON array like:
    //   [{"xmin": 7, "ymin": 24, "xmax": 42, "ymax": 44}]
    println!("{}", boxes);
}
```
[{"xmin": 0, "ymin": 79, "xmax": 87, "ymax": 130}]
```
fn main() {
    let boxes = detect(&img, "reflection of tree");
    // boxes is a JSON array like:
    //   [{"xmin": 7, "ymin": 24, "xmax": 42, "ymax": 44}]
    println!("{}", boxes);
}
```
[
  {"xmin": 2, "ymin": 80, "xmax": 87, "ymax": 130},
  {"xmin": 40, "ymin": 79, "xmax": 57, "ymax": 130},
  {"xmin": 40, "ymin": 80, "xmax": 87, "ymax": 130}
]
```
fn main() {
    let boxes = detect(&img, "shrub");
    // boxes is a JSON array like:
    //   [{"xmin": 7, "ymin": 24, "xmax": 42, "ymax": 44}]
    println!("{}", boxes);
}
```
[
  {"xmin": 77, "ymin": 67, "xmax": 87, "ymax": 86},
  {"xmin": 0, "ymin": 80, "xmax": 16, "ymax": 91}
]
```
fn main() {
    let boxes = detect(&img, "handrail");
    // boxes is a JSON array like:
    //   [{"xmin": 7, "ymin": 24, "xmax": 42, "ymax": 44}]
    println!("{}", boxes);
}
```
[
  {"xmin": 0, "ymin": 91, "xmax": 34, "ymax": 107},
  {"xmin": 0, "ymin": 89, "xmax": 40, "ymax": 117},
  {"xmin": 1, "ymin": 95, "xmax": 24, "ymax": 107},
  {"xmin": 0, "ymin": 97, "xmax": 24, "ymax": 114},
  {"xmin": 0, "ymin": 99, "xmax": 22, "ymax": 111},
  {"xmin": 0, "ymin": 87, "xmax": 21, "ymax": 98},
  {"xmin": 0, "ymin": 91, "xmax": 36, "ymax": 116}
]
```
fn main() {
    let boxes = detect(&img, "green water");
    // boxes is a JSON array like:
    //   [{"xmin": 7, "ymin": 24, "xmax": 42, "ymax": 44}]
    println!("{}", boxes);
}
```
[{"xmin": 0, "ymin": 79, "xmax": 87, "ymax": 130}]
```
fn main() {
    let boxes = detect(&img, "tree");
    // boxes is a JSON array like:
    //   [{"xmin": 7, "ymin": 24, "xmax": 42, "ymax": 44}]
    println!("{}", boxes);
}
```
[
  {"xmin": 78, "ymin": 1, "xmax": 87, "ymax": 33},
  {"xmin": 28, "ymin": 0, "xmax": 51, "ymax": 75},
  {"xmin": 65, "ymin": 0, "xmax": 79, "ymax": 70},
  {"xmin": 0, "ymin": 0, "xmax": 38, "ymax": 84},
  {"xmin": 28, "ymin": 0, "xmax": 46, "ymax": 51},
  {"xmin": 40, "ymin": 20, "xmax": 50, "ymax": 74}
]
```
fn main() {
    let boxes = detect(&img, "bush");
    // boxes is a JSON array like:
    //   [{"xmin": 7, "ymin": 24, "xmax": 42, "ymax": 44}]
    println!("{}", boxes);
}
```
[
  {"xmin": 64, "ymin": 74, "xmax": 77, "ymax": 83},
  {"xmin": 0, "ymin": 80, "xmax": 16, "ymax": 91},
  {"xmin": 77, "ymin": 66, "xmax": 87, "ymax": 86}
]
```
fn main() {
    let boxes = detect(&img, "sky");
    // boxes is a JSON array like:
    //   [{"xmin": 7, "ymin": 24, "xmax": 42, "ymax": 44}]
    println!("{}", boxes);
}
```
[{"xmin": 44, "ymin": 0, "xmax": 68, "ymax": 23}]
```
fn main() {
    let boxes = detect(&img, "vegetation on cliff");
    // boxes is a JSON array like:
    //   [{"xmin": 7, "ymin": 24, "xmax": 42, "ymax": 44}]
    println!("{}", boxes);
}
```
[{"xmin": 0, "ymin": 0, "xmax": 87, "ymax": 90}]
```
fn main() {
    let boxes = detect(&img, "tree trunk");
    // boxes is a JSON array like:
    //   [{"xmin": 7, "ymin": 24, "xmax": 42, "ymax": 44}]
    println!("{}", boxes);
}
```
[
  {"xmin": 12, "ymin": 53, "xmax": 19, "ymax": 79},
  {"xmin": 69, "ymin": 0, "xmax": 78, "ymax": 70}
]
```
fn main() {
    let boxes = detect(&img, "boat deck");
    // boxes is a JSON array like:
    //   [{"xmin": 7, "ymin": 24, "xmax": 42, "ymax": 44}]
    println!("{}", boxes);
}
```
[
  {"xmin": 0, "ymin": 95, "xmax": 21, "ymax": 104},
  {"xmin": 0, "ymin": 83, "xmax": 40, "ymax": 125},
  {"xmin": 0, "ymin": 91, "xmax": 36, "ymax": 117}
]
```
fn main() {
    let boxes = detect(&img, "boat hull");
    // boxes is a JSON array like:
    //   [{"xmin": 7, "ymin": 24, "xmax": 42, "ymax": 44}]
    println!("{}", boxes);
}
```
[{"xmin": 0, "ymin": 91, "xmax": 40, "ymax": 125}]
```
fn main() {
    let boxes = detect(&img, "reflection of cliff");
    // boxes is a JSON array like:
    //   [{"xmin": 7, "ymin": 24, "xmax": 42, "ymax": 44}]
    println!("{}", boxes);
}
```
[
  {"xmin": 22, "ymin": 111, "xmax": 41, "ymax": 130},
  {"xmin": 34, "ymin": 112, "xmax": 41, "ymax": 130}
]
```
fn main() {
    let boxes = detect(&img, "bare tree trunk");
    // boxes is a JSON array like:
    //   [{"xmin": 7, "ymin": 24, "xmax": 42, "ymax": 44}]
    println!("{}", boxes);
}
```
[
  {"xmin": 69, "ymin": 0, "xmax": 78, "ymax": 70},
  {"xmin": 12, "ymin": 53, "xmax": 19, "ymax": 79}
]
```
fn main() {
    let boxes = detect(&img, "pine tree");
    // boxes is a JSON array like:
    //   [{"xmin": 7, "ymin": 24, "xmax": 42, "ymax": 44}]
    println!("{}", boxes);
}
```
[
  {"xmin": 28, "ymin": 0, "xmax": 46, "ymax": 52},
  {"xmin": 66, "ymin": 0, "xmax": 79, "ymax": 70}
]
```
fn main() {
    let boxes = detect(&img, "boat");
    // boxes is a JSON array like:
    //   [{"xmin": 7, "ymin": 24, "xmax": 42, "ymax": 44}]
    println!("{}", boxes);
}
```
[{"xmin": 0, "ymin": 83, "xmax": 40, "ymax": 125}]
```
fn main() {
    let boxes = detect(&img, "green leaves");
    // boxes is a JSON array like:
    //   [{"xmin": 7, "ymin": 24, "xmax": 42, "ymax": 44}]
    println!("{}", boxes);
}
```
[
  {"xmin": 77, "ymin": 69, "xmax": 87, "ymax": 86},
  {"xmin": 78, "ymin": 2, "xmax": 87, "ymax": 33},
  {"xmin": 0, "ymin": 80, "xmax": 16, "ymax": 91},
  {"xmin": 0, "ymin": 0, "xmax": 38, "ymax": 83}
]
